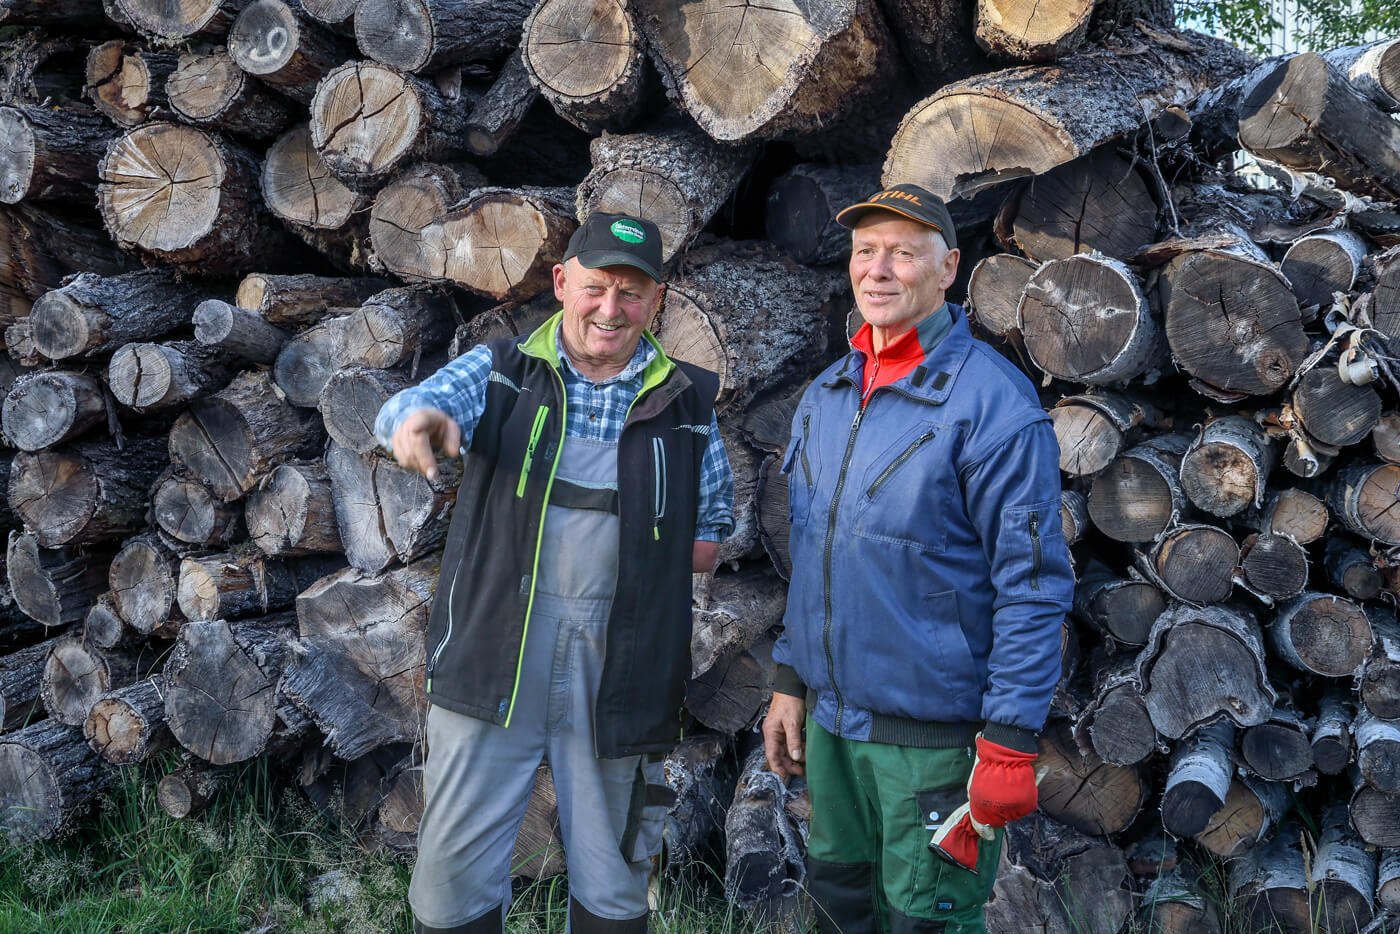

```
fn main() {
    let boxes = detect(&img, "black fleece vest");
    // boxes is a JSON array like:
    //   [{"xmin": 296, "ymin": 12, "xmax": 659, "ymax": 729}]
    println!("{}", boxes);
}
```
[{"xmin": 423, "ymin": 335, "xmax": 719, "ymax": 758}]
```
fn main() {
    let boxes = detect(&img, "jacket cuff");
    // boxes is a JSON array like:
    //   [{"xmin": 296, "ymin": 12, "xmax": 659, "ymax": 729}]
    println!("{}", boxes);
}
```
[
  {"xmin": 773, "ymin": 665, "xmax": 807, "ymax": 699},
  {"xmin": 982, "ymin": 722, "xmax": 1038, "ymax": 754}
]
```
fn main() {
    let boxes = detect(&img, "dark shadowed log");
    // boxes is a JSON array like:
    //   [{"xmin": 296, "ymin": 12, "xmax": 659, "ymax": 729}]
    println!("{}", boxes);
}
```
[
  {"xmin": 108, "ymin": 341, "xmax": 238, "ymax": 411},
  {"xmin": 355, "ymin": 0, "xmax": 533, "ymax": 71},
  {"xmin": 229, "ymin": 0, "xmax": 352, "ymax": 104},
  {"xmin": 1382, "ymin": 849, "xmax": 1400, "ymax": 911},
  {"xmin": 1049, "ymin": 391, "xmax": 1156, "ymax": 479},
  {"xmin": 1259, "ymin": 488, "xmax": 1328, "ymax": 545},
  {"xmin": 1326, "ymin": 536, "xmax": 1382, "ymax": 601},
  {"xmin": 84, "ymin": 594, "xmax": 139, "ymax": 651},
  {"xmin": 1017, "ymin": 253, "xmax": 1162, "ymax": 386},
  {"xmin": 1320, "ymin": 39, "xmax": 1400, "ymax": 112},
  {"xmin": 0, "ymin": 203, "xmax": 134, "ymax": 331},
  {"xmin": 765, "ymin": 163, "xmax": 882, "ymax": 267},
  {"xmin": 1179, "ymin": 415, "xmax": 1273, "ymax": 518},
  {"xmin": 1240, "ymin": 703, "xmax": 1314, "ymax": 783},
  {"xmin": 1355, "ymin": 709, "xmax": 1400, "ymax": 795},
  {"xmin": 1087, "ymin": 433, "xmax": 1189, "ymax": 543},
  {"xmin": 723, "ymin": 746, "xmax": 806, "ymax": 906},
  {"xmin": 246, "ymin": 462, "xmax": 342, "ymax": 556},
  {"xmin": 688, "ymin": 645, "xmax": 769, "ymax": 734},
  {"xmin": 715, "ymin": 424, "xmax": 762, "ymax": 566},
  {"xmin": 885, "ymin": 27, "xmax": 1250, "ymax": 201},
  {"xmin": 29, "ymin": 269, "xmax": 212, "ymax": 362},
  {"xmin": 177, "ymin": 551, "xmax": 296, "ymax": 622},
  {"xmin": 115, "ymin": 0, "xmax": 252, "ymax": 40},
  {"xmin": 691, "ymin": 566, "xmax": 785, "ymax": 679},
  {"xmin": 280, "ymin": 645, "xmax": 408, "ymax": 760},
  {"xmin": 1350, "ymin": 765, "xmax": 1400, "ymax": 847},
  {"xmin": 85, "ymin": 40, "xmax": 177, "ymax": 128},
  {"xmin": 192, "ymin": 300, "xmax": 289, "ymax": 365},
  {"xmin": 1144, "ymin": 524, "xmax": 1238, "ymax": 606},
  {"xmin": 1036, "ymin": 717, "xmax": 1146, "ymax": 836},
  {"xmin": 966, "ymin": 253, "xmax": 1036, "ymax": 341},
  {"xmin": 522, "ymin": 0, "xmax": 648, "ymax": 136},
  {"xmin": 0, "ymin": 720, "xmax": 110, "ymax": 843},
  {"xmin": 152, "ymin": 472, "xmax": 244, "ymax": 547},
  {"xmin": 986, "ymin": 813, "xmax": 1135, "ymax": 934},
  {"xmin": 1073, "ymin": 652, "xmax": 1155, "ymax": 766},
  {"xmin": 576, "ymin": 124, "xmax": 755, "ymax": 263},
  {"xmin": 162, "ymin": 612, "xmax": 301, "ymax": 765},
  {"xmin": 0, "ymin": 31, "xmax": 90, "ymax": 107},
  {"xmin": 464, "ymin": 49, "xmax": 536, "ymax": 156},
  {"xmin": 169, "ymin": 370, "xmax": 325, "ymax": 501},
  {"xmin": 0, "ymin": 638, "xmax": 51, "ymax": 730},
  {"xmin": 1157, "ymin": 247, "xmax": 1308, "ymax": 399},
  {"xmin": 273, "ymin": 319, "xmax": 344, "ymax": 408},
  {"xmin": 1160, "ymin": 720, "xmax": 1232, "ymax": 838},
  {"xmin": 1311, "ymin": 804, "xmax": 1376, "ymax": 932},
  {"xmin": 260, "ymin": 123, "xmax": 372, "ymax": 266},
  {"xmin": 99, "ymin": 122, "xmax": 293, "ymax": 274},
  {"xmin": 1060, "ymin": 490, "xmax": 1087, "ymax": 546},
  {"xmin": 997, "ymin": 149, "xmax": 1156, "ymax": 261},
  {"xmin": 1226, "ymin": 823, "xmax": 1314, "ymax": 932},
  {"xmin": 369, "ymin": 746, "xmax": 422, "ymax": 853},
  {"xmin": 166, "ymin": 49, "xmax": 295, "ymax": 140},
  {"xmin": 84, "ymin": 677, "xmax": 173, "ymax": 765},
  {"xmin": 8, "ymin": 439, "xmax": 165, "ymax": 547},
  {"xmin": 109, "ymin": 534, "xmax": 184, "ymax": 638},
  {"xmin": 1362, "ymin": 615, "xmax": 1400, "ymax": 721},
  {"xmin": 756, "ymin": 455, "xmax": 790, "ymax": 582},
  {"xmin": 1312, "ymin": 688, "xmax": 1354, "ymax": 775},
  {"xmin": 1136, "ymin": 867, "xmax": 1221, "ymax": 934},
  {"xmin": 2, "ymin": 371, "xmax": 108, "ymax": 452},
  {"xmin": 327, "ymin": 443, "xmax": 457, "ymax": 573},
  {"xmin": 1238, "ymin": 533, "xmax": 1308, "ymax": 601},
  {"xmin": 975, "ymin": 0, "xmax": 1093, "ymax": 62},
  {"xmin": 320, "ymin": 368, "xmax": 412, "ymax": 454},
  {"xmin": 1269, "ymin": 592, "xmax": 1372, "ymax": 678},
  {"xmin": 7, "ymin": 533, "xmax": 112, "ymax": 628},
  {"xmin": 638, "ymin": 0, "xmax": 896, "ymax": 142},
  {"xmin": 1194, "ymin": 775, "xmax": 1288, "ymax": 860},
  {"xmin": 663, "ymin": 732, "xmax": 735, "ymax": 867},
  {"xmin": 157, "ymin": 756, "xmax": 236, "ymax": 818},
  {"xmin": 310, "ymin": 62, "xmax": 471, "ymax": 184},
  {"xmin": 366, "ymin": 161, "xmax": 487, "ymax": 283},
  {"xmin": 1240, "ymin": 53, "xmax": 1400, "ymax": 202},
  {"xmin": 40, "ymin": 633, "xmax": 146, "ymax": 727},
  {"xmin": 336, "ymin": 289, "xmax": 457, "ymax": 371},
  {"xmin": 0, "ymin": 0, "xmax": 107, "ymax": 26},
  {"xmin": 654, "ymin": 241, "xmax": 843, "ymax": 414},
  {"xmin": 1072, "ymin": 562, "xmax": 1163, "ymax": 647},
  {"xmin": 0, "ymin": 104, "xmax": 113, "ymax": 206},
  {"xmin": 1136, "ymin": 602, "xmax": 1275, "ymax": 739},
  {"xmin": 1280, "ymin": 230, "xmax": 1368, "ymax": 308},
  {"xmin": 1292, "ymin": 364, "xmax": 1382, "ymax": 449},
  {"xmin": 237, "ymin": 272, "xmax": 390, "ymax": 329}
]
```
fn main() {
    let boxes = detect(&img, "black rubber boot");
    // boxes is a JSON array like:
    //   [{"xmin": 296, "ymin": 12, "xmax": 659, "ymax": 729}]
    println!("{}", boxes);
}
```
[
  {"xmin": 568, "ymin": 896, "xmax": 648, "ymax": 933},
  {"xmin": 807, "ymin": 857, "xmax": 881, "ymax": 934},
  {"xmin": 413, "ymin": 903, "xmax": 503, "ymax": 934}
]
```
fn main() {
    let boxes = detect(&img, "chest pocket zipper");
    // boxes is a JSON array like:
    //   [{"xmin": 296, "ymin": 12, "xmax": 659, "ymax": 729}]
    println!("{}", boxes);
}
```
[
  {"xmin": 652, "ymin": 436, "xmax": 667, "ymax": 540},
  {"xmin": 1029, "ymin": 511, "xmax": 1042, "ymax": 590},
  {"xmin": 516, "ymin": 405, "xmax": 550, "ymax": 498},
  {"xmin": 866, "ymin": 429, "xmax": 937, "ymax": 499}
]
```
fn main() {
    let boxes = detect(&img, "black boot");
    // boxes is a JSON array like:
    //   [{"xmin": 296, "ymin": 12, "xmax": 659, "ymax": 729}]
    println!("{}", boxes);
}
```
[
  {"xmin": 569, "ymin": 896, "xmax": 648, "ymax": 933},
  {"xmin": 413, "ymin": 903, "xmax": 503, "ymax": 934}
]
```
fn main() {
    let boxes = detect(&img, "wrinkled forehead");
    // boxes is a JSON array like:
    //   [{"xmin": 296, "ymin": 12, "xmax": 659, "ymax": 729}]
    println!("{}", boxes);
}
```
[
  {"xmin": 567, "ymin": 257, "xmax": 661, "ymax": 290},
  {"xmin": 850, "ymin": 215, "xmax": 948, "ymax": 253}
]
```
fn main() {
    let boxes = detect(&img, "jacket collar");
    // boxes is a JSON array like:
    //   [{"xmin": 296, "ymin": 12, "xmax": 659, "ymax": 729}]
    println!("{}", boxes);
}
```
[{"xmin": 826, "ymin": 303, "xmax": 974, "ymax": 406}]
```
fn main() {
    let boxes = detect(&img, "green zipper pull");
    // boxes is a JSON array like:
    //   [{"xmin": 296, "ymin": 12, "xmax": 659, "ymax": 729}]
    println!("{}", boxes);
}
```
[{"xmin": 516, "ymin": 405, "xmax": 550, "ymax": 498}]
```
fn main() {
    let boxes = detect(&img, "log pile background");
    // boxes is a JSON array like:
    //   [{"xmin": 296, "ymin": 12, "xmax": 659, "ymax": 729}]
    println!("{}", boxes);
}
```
[{"xmin": 1, "ymin": 0, "xmax": 1400, "ymax": 929}]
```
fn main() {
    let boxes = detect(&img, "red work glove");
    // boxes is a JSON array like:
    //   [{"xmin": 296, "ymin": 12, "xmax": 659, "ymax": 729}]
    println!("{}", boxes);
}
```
[
  {"xmin": 929, "ymin": 803, "xmax": 994, "ymax": 874},
  {"xmin": 967, "ymin": 734, "xmax": 1038, "ymax": 828}
]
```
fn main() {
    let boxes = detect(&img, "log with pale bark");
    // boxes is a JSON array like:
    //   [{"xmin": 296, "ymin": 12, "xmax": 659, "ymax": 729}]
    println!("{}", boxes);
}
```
[
  {"xmin": 108, "ymin": 534, "xmax": 184, "ymax": 638},
  {"xmin": 1330, "ymin": 461, "xmax": 1400, "ymax": 546},
  {"xmin": 1072, "ymin": 652, "xmax": 1156, "ymax": 766},
  {"xmin": 1320, "ymin": 38, "xmax": 1400, "ymax": 112},
  {"xmin": 0, "ymin": 720, "xmax": 111, "ymax": 843},
  {"xmin": 1280, "ymin": 229, "xmax": 1368, "ymax": 308},
  {"xmin": 1361, "ymin": 616, "xmax": 1400, "ymax": 721},
  {"xmin": 1142, "ymin": 522, "xmax": 1238, "ymax": 606},
  {"xmin": 1160, "ymin": 720, "xmax": 1233, "ymax": 837},
  {"xmin": 723, "ymin": 746, "xmax": 806, "ymax": 906},
  {"xmin": 1178, "ymin": 415, "xmax": 1274, "ymax": 518},
  {"xmin": 166, "ymin": 49, "xmax": 295, "ymax": 140},
  {"xmin": 1072, "ymin": 563, "xmax": 1164, "ymax": 647},
  {"xmin": 986, "ymin": 813, "xmax": 1135, "ymax": 934},
  {"xmin": 1226, "ymin": 823, "xmax": 1314, "ymax": 932},
  {"xmin": 520, "ymin": 0, "xmax": 645, "ymax": 135},
  {"xmin": 7, "ymin": 438, "xmax": 165, "ymax": 547},
  {"xmin": 662, "ymin": 732, "xmax": 734, "ymax": 867},
  {"xmin": 1238, "ymin": 532, "xmax": 1308, "ymax": 601},
  {"xmin": 1194, "ymin": 775, "xmax": 1289, "ymax": 860},
  {"xmin": 1240, "ymin": 702, "xmax": 1314, "ymax": 783},
  {"xmin": 1, "ymin": 370, "xmax": 109, "ymax": 452}
]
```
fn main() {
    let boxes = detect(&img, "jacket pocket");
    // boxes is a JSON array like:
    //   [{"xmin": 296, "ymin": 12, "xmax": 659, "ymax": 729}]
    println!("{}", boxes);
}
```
[
  {"xmin": 620, "ymin": 756, "xmax": 673, "ymax": 864},
  {"xmin": 651, "ymin": 436, "xmax": 667, "ymax": 540},
  {"xmin": 516, "ymin": 404, "xmax": 550, "ymax": 498},
  {"xmin": 851, "ymin": 421, "xmax": 948, "ymax": 553},
  {"xmin": 781, "ymin": 411, "xmax": 818, "ymax": 525},
  {"xmin": 997, "ymin": 499, "xmax": 1064, "ymax": 599}
]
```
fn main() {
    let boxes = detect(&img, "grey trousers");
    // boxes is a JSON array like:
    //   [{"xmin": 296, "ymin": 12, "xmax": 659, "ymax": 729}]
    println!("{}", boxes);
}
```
[{"xmin": 409, "ymin": 590, "xmax": 662, "ymax": 928}]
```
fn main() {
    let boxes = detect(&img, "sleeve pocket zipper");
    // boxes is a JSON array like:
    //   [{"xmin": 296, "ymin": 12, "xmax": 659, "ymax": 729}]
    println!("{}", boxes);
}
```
[
  {"xmin": 800, "ymin": 414, "xmax": 813, "ymax": 489},
  {"xmin": 516, "ymin": 404, "xmax": 550, "ymax": 498},
  {"xmin": 865, "ymin": 429, "xmax": 936, "ymax": 499},
  {"xmin": 1029, "ymin": 510, "xmax": 1042, "ymax": 591},
  {"xmin": 652, "ymin": 436, "xmax": 667, "ymax": 540}
]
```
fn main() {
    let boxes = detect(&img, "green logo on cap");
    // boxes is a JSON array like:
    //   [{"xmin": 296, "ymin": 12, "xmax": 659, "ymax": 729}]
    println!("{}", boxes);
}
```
[{"xmin": 611, "ymin": 220, "xmax": 645, "ymax": 243}]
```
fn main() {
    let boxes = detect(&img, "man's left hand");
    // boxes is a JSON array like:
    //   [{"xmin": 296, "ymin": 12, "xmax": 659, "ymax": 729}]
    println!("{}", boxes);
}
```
[{"xmin": 967, "ymin": 735, "xmax": 1038, "ymax": 828}]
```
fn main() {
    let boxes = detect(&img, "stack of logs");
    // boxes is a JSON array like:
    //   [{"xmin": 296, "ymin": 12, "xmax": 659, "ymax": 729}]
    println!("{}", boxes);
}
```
[{"xmin": 1, "ymin": 0, "xmax": 1400, "ymax": 929}]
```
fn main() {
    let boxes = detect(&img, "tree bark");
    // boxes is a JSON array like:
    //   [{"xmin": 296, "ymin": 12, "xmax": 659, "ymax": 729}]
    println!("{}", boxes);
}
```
[
  {"xmin": 1310, "ymin": 804, "xmax": 1376, "ymax": 932},
  {"xmin": 168, "ymin": 369, "xmax": 326, "ymax": 501},
  {"xmin": 1239, "ymin": 704, "xmax": 1314, "ymax": 783},
  {"xmin": 246, "ymin": 462, "xmax": 342, "ymax": 556},
  {"xmin": 1226, "ymin": 822, "xmax": 1314, "ymax": 932},
  {"xmin": 1312, "ymin": 688, "xmax": 1354, "ymax": 775},
  {"xmin": 465, "ymin": 48, "xmax": 537, "ymax": 155},
  {"xmin": 1086, "ymin": 433, "xmax": 1189, "ymax": 543},
  {"xmin": 1160, "ymin": 720, "xmax": 1233, "ymax": 838},
  {"xmin": 756, "ymin": 455, "xmax": 790, "ymax": 582},
  {"xmin": 716, "ymin": 424, "xmax": 762, "ymax": 566},
  {"xmin": 997, "ymin": 148, "xmax": 1156, "ymax": 261},
  {"xmin": 229, "ymin": 0, "xmax": 352, "ymax": 104},
  {"xmin": 576, "ymin": 123, "xmax": 755, "ymax": 263},
  {"xmin": 152, "ymin": 472, "xmax": 244, "ymax": 547},
  {"xmin": 1325, "ymin": 536, "xmax": 1382, "ymax": 601},
  {"xmin": 1073, "ymin": 652, "xmax": 1155, "ymax": 766},
  {"xmin": 0, "ymin": 0, "xmax": 108, "ymax": 26},
  {"xmin": 521, "ymin": 0, "xmax": 646, "ymax": 135},
  {"xmin": 0, "ymin": 638, "xmax": 51, "ymax": 730},
  {"xmin": 1071, "ymin": 562, "xmax": 1163, "ymax": 647},
  {"xmin": 1268, "ymin": 592, "xmax": 1372, "ymax": 678},
  {"xmin": 662, "ymin": 731, "xmax": 735, "ymax": 867},
  {"xmin": 8, "ymin": 438, "xmax": 165, "ymax": 547},
  {"xmin": 236, "ymin": 272, "xmax": 390, "ymax": 329},
  {"xmin": 0, "ymin": 104, "xmax": 114, "ymax": 206},
  {"xmin": 764, "ymin": 163, "xmax": 881, "ymax": 267},
  {"xmin": 1292, "ymin": 362, "xmax": 1382, "ymax": 450},
  {"xmin": 1195, "ymin": 775, "xmax": 1288, "ymax": 860},
  {"xmin": 0, "ymin": 720, "xmax": 110, "ymax": 843},
  {"xmin": 1280, "ymin": 229, "xmax": 1368, "ymax": 308},
  {"xmin": 326, "ymin": 443, "xmax": 457, "ymax": 573},
  {"xmin": 192, "ymin": 299, "xmax": 289, "ymax": 365},
  {"xmin": 1179, "ymin": 415, "xmax": 1273, "ymax": 517},
  {"xmin": 176, "ymin": 550, "xmax": 297, "ymax": 622},
  {"xmin": 166, "ymin": 49, "xmax": 295, "ymax": 140},
  {"xmin": 108, "ymin": 340, "xmax": 238, "ymax": 411},
  {"xmin": 6, "ymin": 532, "xmax": 112, "ymax": 628},
  {"xmin": 0, "ymin": 203, "xmax": 134, "ymax": 331},
  {"xmin": 1361, "ymin": 614, "xmax": 1400, "ymax": 721},
  {"xmin": 1319, "ymin": 39, "xmax": 1400, "ymax": 112},
  {"xmin": 84, "ymin": 676, "xmax": 174, "ymax": 764},
  {"xmin": 355, "ymin": 0, "xmax": 533, "ymax": 72},
  {"xmin": 1048, "ymin": 391, "xmax": 1159, "ymax": 479},
  {"xmin": 1355, "ymin": 709, "xmax": 1400, "ymax": 795},
  {"xmin": 1350, "ymin": 767, "xmax": 1400, "ymax": 847},
  {"xmin": 1, "ymin": 370, "xmax": 109, "ymax": 452},
  {"xmin": 723, "ymin": 746, "xmax": 806, "ymax": 906},
  {"xmin": 29, "ymin": 269, "xmax": 215, "ymax": 362},
  {"xmin": 1136, "ymin": 868, "xmax": 1221, "ymax": 934}
]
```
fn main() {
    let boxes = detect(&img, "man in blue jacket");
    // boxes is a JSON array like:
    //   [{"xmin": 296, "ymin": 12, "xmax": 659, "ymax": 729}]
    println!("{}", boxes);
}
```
[{"xmin": 762, "ymin": 185, "xmax": 1073, "ymax": 934}]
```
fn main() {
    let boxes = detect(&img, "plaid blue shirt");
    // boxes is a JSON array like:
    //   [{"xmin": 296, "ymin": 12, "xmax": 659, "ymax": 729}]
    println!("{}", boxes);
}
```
[{"xmin": 375, "ymin": 327, "xmax": 735, "ymax": 542}]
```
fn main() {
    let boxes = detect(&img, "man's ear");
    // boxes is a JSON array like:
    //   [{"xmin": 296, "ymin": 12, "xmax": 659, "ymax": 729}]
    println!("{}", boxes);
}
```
[
  {"xmin": 649, "ymin": 282, "xmax": 666, "ymax": 324},
  {"xmin": 941, "ymin": 249, "xmax": 961, "ymax": 290},
  {"xmin": 552, "ymin": 262, "xmax": 568, "ymax": 301}
]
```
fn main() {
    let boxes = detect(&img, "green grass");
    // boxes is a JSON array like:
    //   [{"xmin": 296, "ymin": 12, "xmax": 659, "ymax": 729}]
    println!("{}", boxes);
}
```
[{"xmin": 0, "ymin": 755, "xmax": 767, "ymax": 934}]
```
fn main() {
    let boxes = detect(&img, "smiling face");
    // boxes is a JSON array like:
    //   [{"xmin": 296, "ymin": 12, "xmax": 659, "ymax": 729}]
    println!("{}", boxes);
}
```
[
  {"xmin": 553, "ymin": 258, "xmax": 664, "ymax": 380},
  {"xmin": 849, "ymin": 214, "xmax": 960, "ymax": 353}
]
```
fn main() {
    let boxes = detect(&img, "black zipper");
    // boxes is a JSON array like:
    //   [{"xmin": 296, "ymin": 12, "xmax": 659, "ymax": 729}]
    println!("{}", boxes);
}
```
[
  {"xmin": 866, "ymin": 430, "xmax": 936, "ymax": 499},
  {"xmin": 800, "ymin": 414, "xmax": 813, "ymax": 488},
  {"xmin": 823, "ymin": 407, "xmax": 865, "ymax": 736},
  {"xmin": 1029, "ymin": 511, "xmax": 1042, "ymax": 591}
]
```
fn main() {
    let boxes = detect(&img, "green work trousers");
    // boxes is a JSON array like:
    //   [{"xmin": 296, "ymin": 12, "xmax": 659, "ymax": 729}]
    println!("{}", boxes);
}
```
[{"xmin": 804, "ymin": 717, "xmax": 1002, "ymax": 934}]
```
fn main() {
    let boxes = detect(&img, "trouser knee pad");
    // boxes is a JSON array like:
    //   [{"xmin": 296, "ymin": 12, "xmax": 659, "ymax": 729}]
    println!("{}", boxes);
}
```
[
  {"xmin": 568, "ymin": 896, "xmax": 648, "ymax": 934},
  {"xmin": 889, "ymin": 906, "xmax": 948, "ymax": 934},
  {"xmin": 413, "ymin": 903, "xmax": 503, "ymax": 934},
  {"xmin": 807, "ymin": 857, "xmax": 880, "ymax": 934}
]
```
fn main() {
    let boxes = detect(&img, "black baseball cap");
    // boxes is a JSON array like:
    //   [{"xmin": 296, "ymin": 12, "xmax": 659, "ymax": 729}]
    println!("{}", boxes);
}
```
[
  {"xmin": 835, "ymin": 184, "xmax": 957, "ymax": 249},
  {"xmin": 563, "ymin": 211, "xmax": 663, "ymax": 282}
]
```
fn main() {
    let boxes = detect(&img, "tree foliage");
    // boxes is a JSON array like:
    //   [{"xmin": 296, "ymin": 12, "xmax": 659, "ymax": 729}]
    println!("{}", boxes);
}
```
[{"xmin": 1177, "ymin": 0, "xmax": 1400, "ymax": 55}]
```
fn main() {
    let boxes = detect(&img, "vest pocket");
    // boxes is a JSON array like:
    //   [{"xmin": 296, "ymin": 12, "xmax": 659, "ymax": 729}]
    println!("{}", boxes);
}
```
[
  {"xmin": 651, "ymin": 436, "xmax": 667, "ymax": 540},
  {"xmin": 516, "ymin": 404, "xmax": 550, "ymax": 498}
]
